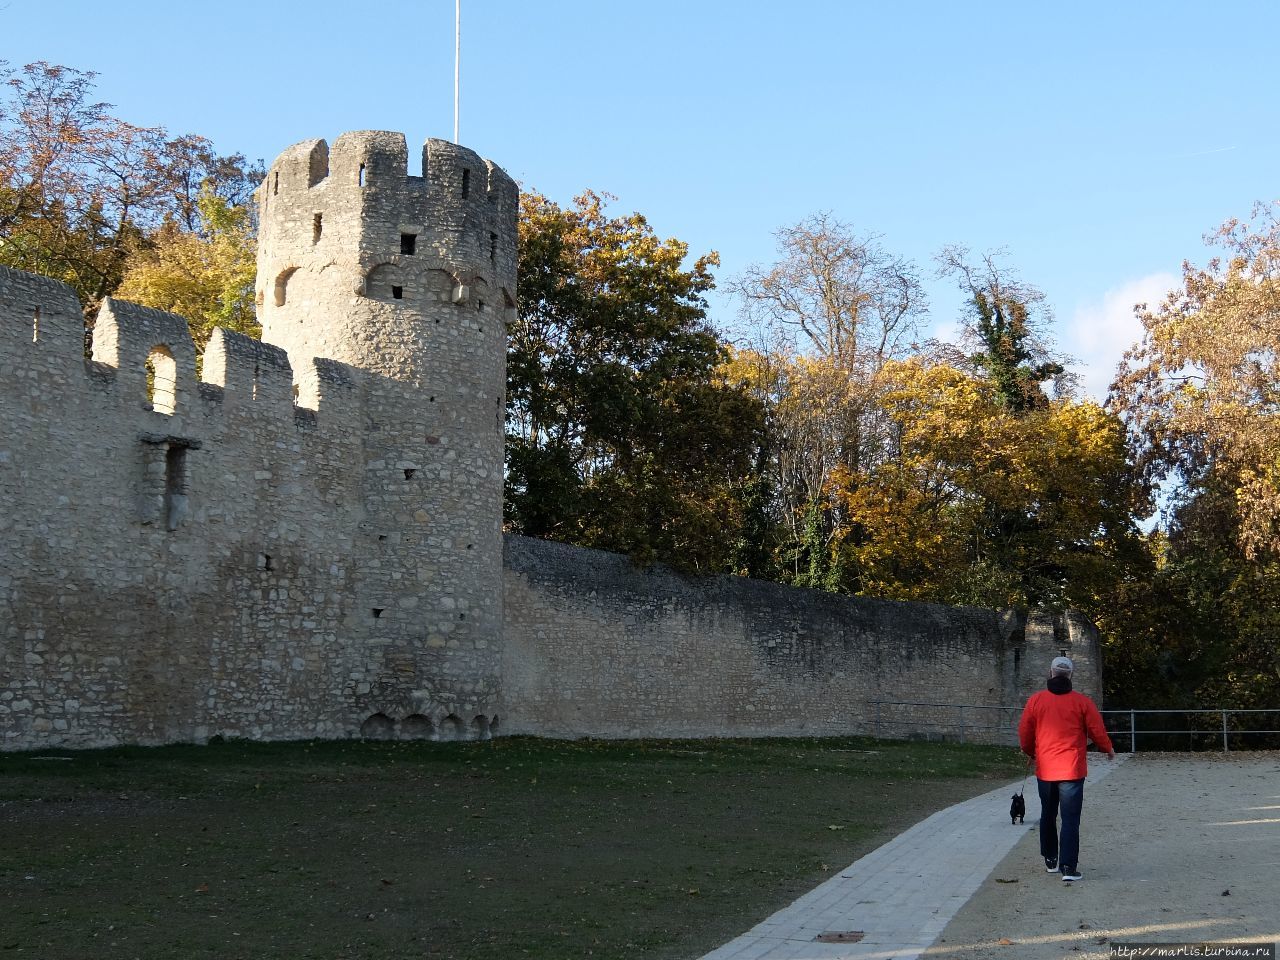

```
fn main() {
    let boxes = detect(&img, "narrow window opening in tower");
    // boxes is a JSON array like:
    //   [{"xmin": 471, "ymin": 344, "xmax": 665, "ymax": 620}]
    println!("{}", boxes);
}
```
[
  {"xmin": 358, "ymin": 163, "xmax": 366, "ymax": 187},
  {"xmin": 461, "ymin": 168, "xmax": 470, "ymax": 198},
  {"xmin": 400, "ymin": 233, "xmax": 417, "ymax": 255},
  {"xmin": 263, "ymin": 553, "xmax": 274, "ymax": 571},
  {"xmin": 32, "ymin": 306, "xmax": 40, "ymax": 342},
  {"xmin": 392, "ymin": 286, "xmax": 404, "ymax": 300},
  {"xmin": 313, "ymin": 214, "xmax": 323, "ymax": 244},
  {"xmin": 163, "ymin": 443, "xmax": 188, "ymax": 531},
  {"xmin": 372, "ymin": 608, "xmax": 384, "ymax": 619},
  {"xmin": 490, "ymin": 231, "xmax": 498, "ymax": 263},
  {"xmin": 292, "ymin": 384, "xmax": 300, "ymax": 406},
  {"xmin": 404, "ymin": 468, "xmax": 416, "ymax": 480},
  {"xmin": 252, "ymin": 362, "xmax": 260, "ymax": 401},
  {"xmin": 273, "ymin": 171, "xmax": 279, "ymax": 195}
]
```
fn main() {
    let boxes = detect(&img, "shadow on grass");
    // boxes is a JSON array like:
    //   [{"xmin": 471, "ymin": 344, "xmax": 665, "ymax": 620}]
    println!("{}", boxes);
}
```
[{"xmin": 1, "ymin": 736, "xmax": 1022, "ymax": 960}]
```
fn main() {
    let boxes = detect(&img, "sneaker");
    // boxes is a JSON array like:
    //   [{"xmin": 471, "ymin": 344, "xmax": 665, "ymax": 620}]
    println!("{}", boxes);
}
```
[
  {"xmin": 1061, "ymin": 868, "xmax": 1083, "ymax": 882},
  {"xmin": 1044, "ymin": 857, "xmax": 1059, "ymax": 873}
]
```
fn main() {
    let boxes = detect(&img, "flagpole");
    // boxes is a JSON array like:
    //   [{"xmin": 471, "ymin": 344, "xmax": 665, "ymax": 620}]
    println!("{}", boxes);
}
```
[{"xmin": 454, "ymin": 0, "xmax": 461, "ymax": 144}]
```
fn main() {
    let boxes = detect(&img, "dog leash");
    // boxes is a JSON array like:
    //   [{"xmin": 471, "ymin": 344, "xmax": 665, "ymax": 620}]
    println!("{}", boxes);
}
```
[{"xmin": 1018, "ymin": 754, "xmax": 1032, "ymax": 796}]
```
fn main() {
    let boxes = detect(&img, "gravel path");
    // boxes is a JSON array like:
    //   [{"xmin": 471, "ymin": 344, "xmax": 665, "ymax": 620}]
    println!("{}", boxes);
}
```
[{"xmin": 926, "ymin": 753, "xmax": 1280, "ymax": 959}]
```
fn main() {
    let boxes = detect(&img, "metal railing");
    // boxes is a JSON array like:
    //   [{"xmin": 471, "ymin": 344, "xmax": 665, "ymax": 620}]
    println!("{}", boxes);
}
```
[
  {"xmin": 1101, "ymin": 708, "xmax": 1280, "ymax": 753},
  {"xmin": 867, "ymin": 701, "xmax": 1280, "ymax": 752}
]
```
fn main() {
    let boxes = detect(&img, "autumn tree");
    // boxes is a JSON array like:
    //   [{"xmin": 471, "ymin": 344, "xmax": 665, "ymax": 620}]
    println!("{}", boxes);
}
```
[
  {"xmin": 1113, "ymin": 203, "xmax": 1280, "ymax": 560},
  {"xmin": 732, "ymin": 213, "xmax": 925, "ymax": 367},
  {"xmin": 0, "ymin": 61, "xmax": 260, "ymax": 314},
  {"xmin": 831, "ymin": 359, "xmax": 1148, "ymax": 609},
  {"xmin": 508, "ymin": 190, "xmax": 766, "ymax": 571},
  {"xmin": 729, "ymin": 215, "xmax": 927, "ymax": 586},
  {"xmin": 115, "ymin": 189, "xmax": 259, "ymax": 352},
  {"xmin": 1103, "ymin": 203, "xmax": 1280, "ymax": 719}
]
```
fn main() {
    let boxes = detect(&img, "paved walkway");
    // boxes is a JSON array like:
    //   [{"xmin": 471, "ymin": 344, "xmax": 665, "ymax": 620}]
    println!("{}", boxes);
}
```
[{"xmin": 699, "ymin": 756, "xmax": 1129, "ymax": 960}]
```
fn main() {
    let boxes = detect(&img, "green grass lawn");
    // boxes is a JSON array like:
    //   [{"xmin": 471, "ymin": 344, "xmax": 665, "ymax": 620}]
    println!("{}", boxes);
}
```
[{"xmin": 0, "ymin": 735, "xmax": 1023, "ymax": 960}]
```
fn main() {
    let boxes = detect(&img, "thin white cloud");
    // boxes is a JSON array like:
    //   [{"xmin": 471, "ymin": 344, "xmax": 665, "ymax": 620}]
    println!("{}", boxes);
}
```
[{"xmin": 1066, "ymin": 273, "xmax": 1179, "ymax": 402}]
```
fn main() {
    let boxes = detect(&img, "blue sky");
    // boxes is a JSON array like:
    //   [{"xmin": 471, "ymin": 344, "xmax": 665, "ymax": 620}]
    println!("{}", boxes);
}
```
[{"xmin": 4, "ymin": 1, "xmax": 1278, "ymax": 398}]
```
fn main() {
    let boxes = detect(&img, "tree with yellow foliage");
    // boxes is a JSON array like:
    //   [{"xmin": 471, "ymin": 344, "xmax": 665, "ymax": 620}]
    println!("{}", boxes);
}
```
[
  {"xmin": 831, "ymin": 359, "xmax": 1147, "ymax": 609},
  {"xmin": 1114, "ymin": 203, "xmax": 1280, "ymax": 561},
  {"xmin": 116, "ymin": 189, "xmax": 259, "ymax": 353}
]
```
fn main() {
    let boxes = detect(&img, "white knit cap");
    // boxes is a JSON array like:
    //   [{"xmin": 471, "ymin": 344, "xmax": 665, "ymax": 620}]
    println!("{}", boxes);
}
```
[{"xmin": 1050, "ymin": 656, "xmax": 1074, "ymax": 674}]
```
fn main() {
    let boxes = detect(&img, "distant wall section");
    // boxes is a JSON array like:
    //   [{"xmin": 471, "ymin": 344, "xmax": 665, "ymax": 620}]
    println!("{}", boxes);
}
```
[{"xmin": 500, "ymin": 536, "xmax": 1102, "ymax": 742}]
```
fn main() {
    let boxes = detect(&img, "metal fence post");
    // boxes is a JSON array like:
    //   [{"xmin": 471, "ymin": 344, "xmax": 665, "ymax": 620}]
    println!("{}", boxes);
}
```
[
  {"xmin": 875, "ymin": 701, "xmax": 882, "ymax": 739},
  {"xmin": 1222, "ymin": 710, "xmax": 1229, "ymax": 753},
  {"xmin": 1130, "ymin": 708, "xmax": 1136, "ymax": 754},
  {"xmin": 958, "ymin": 705, "xmax": 965, "ymax": 744}
]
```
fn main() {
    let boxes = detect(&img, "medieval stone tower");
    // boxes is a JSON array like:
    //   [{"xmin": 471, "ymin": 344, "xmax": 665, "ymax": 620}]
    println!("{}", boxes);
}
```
[{"xmin": 256, "ymin": 132, "xmax": 518, "ymax": 738}]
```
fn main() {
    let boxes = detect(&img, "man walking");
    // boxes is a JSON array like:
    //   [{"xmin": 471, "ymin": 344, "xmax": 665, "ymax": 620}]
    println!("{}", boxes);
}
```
[{"xmin": 1018, "ymin": 656, "xmax": 1115, "ymax": 882}]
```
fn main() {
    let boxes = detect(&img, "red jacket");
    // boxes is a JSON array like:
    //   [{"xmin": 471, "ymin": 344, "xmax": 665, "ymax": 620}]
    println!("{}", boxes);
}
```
[{"xmin": 1018, "ymin": 686, "xmax": 1114, "ymax": 781}]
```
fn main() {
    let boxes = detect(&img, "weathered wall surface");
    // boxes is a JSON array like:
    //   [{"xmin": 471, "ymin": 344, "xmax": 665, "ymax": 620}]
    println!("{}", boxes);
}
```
[
  {"xmin": 1, "ymin": 131, "xmax": 1103, "ymax": 753},
  {"xmin": 501, "ymin": 536, "xmax": 1102, "ymax": 742},
  {"xmin": 0, "ymin": 267, "xmax": 366, "ymax": 748},
  {"xmin": 0, "ymin": 132, "xmax": 516, "ymax": 752}
]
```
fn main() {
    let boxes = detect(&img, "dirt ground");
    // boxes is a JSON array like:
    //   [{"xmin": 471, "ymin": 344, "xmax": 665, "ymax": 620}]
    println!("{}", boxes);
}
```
[{"xmin": 926, "ymin": 753, "xmax": 1280, "ymax": 959}]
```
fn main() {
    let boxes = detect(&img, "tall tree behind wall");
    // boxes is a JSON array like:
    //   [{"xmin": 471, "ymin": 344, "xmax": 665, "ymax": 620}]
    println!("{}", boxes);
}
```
[
  {"xmin": 508, "ymin": 190, "xmax": 766, "ymax": 572},
  {"xmin": 0, "ymin": 60, "xmax": 260, "ymax": 330},
  {"xmin": 729, "ymin": 214, "xmax": 927, "ymax": 586}
]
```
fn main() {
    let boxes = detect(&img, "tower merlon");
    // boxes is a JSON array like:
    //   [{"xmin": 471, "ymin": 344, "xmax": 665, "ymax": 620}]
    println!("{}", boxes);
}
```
[
  {"xmin": 256, "ymin": 138, "xmax": 330, "ymax": 206},
  {"xmin": 331, "ymin": 130, "xmax": 409, "ymax": 189}
]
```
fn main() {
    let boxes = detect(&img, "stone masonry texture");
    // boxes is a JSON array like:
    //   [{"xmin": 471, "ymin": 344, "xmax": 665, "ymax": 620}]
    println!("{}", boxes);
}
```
[
  {"xmin": 0, "ymin": 132, "xmax": 1100, "ymax": 751},
  {"xmin": 500, "ymin": 536, "xmax": 1100, "ymax": 741}
]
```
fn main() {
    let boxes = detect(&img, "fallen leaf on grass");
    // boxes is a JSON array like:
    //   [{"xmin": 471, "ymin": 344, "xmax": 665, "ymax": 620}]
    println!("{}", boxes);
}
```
[
  {"xmin": 195, "ymin": 883, "xmax": 209, "ymax": 894},
  {"xmin": 994, "ymin": 878, "xmax": 1018, "ymax": 884},
  {"xmin": 998, "ymin": 938, "xmax": 1015, "ymax": 946}
]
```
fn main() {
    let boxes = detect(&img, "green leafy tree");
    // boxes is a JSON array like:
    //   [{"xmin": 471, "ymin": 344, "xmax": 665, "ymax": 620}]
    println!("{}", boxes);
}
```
[
  {"xmin": 937, "ymin": 246, "xmax": 1066, "ymax": 412},
  {"xmin": 508, "ymin": 190, "xmax": 766, "ymax": 572}
]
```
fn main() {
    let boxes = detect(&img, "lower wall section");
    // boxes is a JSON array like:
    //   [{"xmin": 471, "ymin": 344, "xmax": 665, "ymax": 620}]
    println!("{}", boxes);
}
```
[{"xmin": 500, "ymin": 536, "xmax": 1101, "ymax": 741}]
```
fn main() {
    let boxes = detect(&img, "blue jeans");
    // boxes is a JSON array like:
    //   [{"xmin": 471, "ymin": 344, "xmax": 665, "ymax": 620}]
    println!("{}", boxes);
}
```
[{"xmin": 1037, "ymin": 778, "xmax": 1084, "ymax": 870}]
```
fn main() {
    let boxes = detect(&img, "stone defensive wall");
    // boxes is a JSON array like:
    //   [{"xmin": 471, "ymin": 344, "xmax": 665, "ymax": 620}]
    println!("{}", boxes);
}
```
[
  {"xmin": 0, "ymin": 265, "xmax": 371, "ymax": 748},
  {"xmin": 0, "ymin": 129, "xmax": 1101, "ymax": 753},
  {"xmin": 501, "ymin": 536, "xmax": 1102, "ymax": 743}
]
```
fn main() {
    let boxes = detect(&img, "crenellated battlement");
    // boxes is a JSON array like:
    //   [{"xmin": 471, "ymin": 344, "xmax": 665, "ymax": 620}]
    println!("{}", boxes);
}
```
[
  {"xmin": 259, "ymin": 131, "xmax": 517, "ymax": 213},
  {"xmin": 1, "ymin": 132, "xmax": 1108, "ymax": 756},
  {"xmin": 255, "ymin": 132, "xmax": 517, "ymax": 350},
  {"xmin": 0, "ymin": 263, "xmax": 361, "ymax": 433}
]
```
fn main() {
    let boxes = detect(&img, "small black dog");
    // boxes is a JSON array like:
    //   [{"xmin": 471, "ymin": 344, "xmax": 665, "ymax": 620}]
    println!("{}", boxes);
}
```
[{"xmin": 1010, "ymin": 791, "xmax": 1025, "ymax": 824}]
